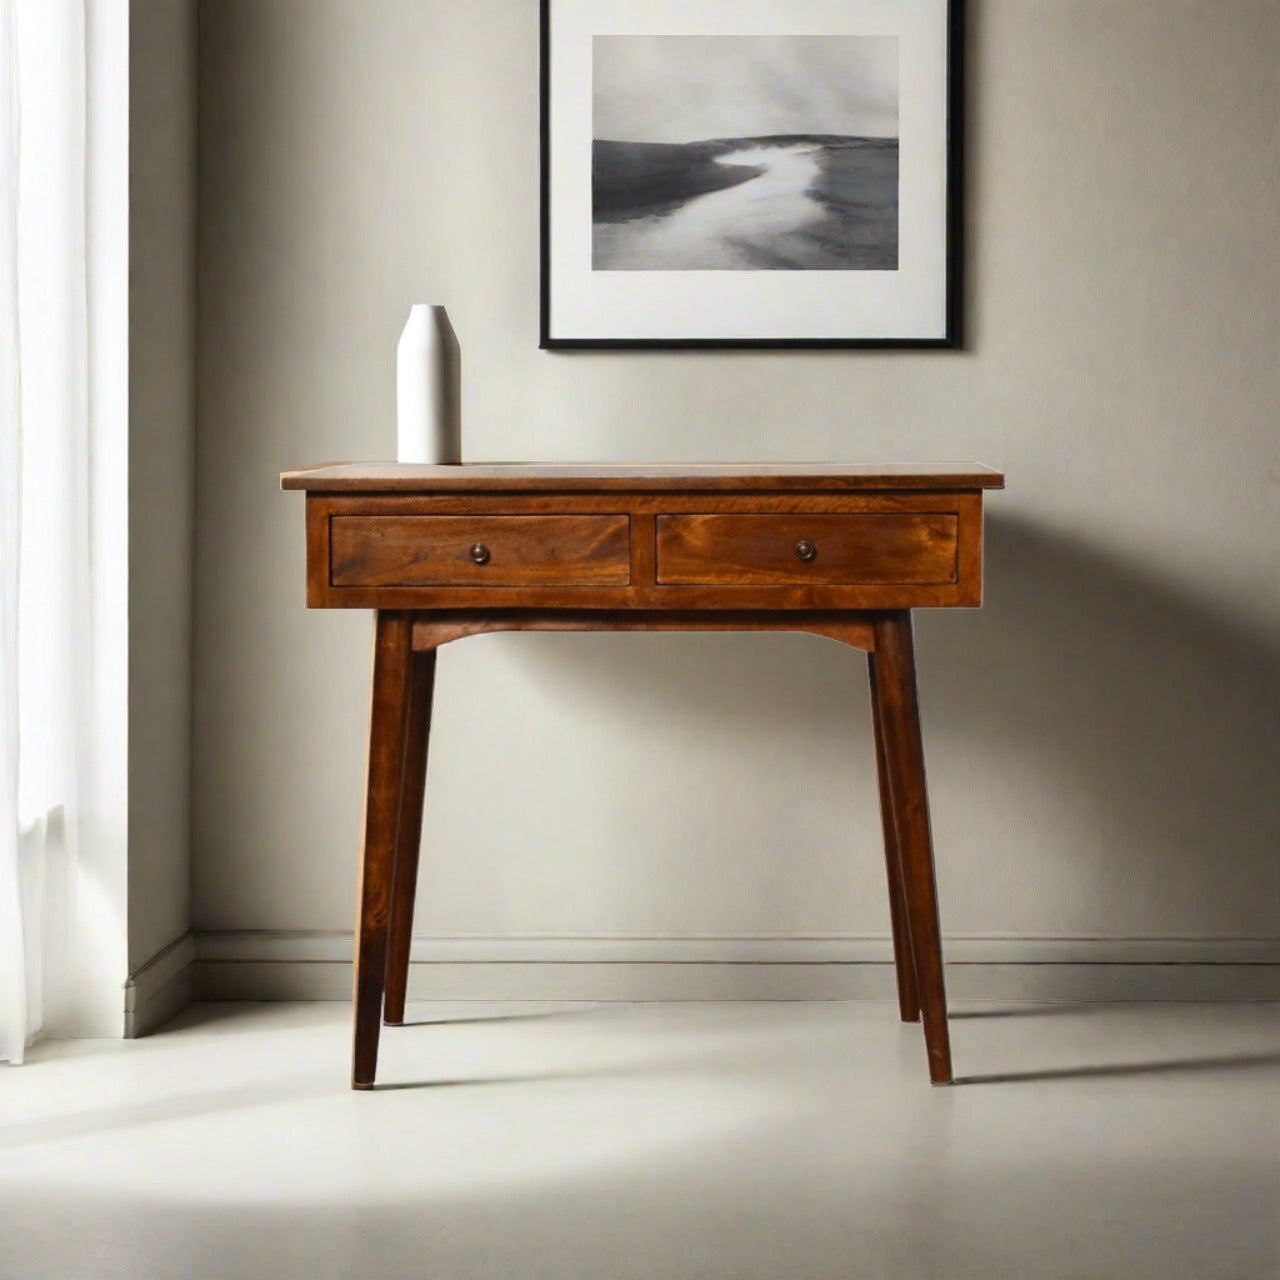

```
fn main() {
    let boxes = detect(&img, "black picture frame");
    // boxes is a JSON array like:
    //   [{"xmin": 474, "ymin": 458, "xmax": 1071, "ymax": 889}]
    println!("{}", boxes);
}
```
[{"xmin": 540, "ymin": 0, "xmax": 964, "ymax": 350}]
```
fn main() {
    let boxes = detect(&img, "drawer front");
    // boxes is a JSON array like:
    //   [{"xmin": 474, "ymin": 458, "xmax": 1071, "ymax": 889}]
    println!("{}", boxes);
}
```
[
  {"xmin": 330, "ymin": 515, "xmax": 631, "ymax": 587},
  {"xmin": 656, "ymin": 513, "xmax": 957, "ymax": 586}
]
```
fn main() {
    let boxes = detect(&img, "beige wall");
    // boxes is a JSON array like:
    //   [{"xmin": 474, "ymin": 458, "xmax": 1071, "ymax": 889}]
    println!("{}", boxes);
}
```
[
  {"xmin": 129, "ymin": 0, "xmax": 197, "ymax": 972},
  {"xmin": 193, "ymin": 1, "xmax": 1278, "ymax": 981}
]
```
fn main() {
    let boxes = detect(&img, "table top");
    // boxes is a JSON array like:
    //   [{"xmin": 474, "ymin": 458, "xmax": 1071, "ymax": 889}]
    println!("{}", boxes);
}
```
[{"xmin": 281, "ymin": 462, "xmax": 1005, "ymax": 493}]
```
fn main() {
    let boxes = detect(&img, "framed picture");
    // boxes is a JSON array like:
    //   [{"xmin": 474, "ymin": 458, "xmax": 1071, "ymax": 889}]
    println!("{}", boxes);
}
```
[{"xmin": 540, "ymin": 0, "xmax": 963, "ymax": 349}]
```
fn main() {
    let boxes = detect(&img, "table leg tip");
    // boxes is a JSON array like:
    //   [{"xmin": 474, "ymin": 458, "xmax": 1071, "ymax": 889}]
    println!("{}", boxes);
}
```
[{"xmin": 352, "ymin": 1080, "xmax": 375, "ymax": 1091}]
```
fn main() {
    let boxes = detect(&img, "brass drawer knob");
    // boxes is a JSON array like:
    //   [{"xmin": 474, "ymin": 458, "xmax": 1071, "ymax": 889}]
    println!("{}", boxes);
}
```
[
  {"xmin": 794, "ymin": 539, "xmax": 817, "ymax": 563},
  {"xmin": 469, "ymin": 543, "xmax": 491, "ymax": 566}
]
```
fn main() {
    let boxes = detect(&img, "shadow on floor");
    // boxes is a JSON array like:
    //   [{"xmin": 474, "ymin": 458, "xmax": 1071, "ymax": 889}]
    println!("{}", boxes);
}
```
[
  {"xmin": 950, "ymin": 1003, "xmax": 1101, "ymax": 1020},
  {"xmin": 371, "ymin": 1070, "xmax": 614, "ymax": 1092},
  {"xmin": 396, "ymin": 1004, "xmax": 622, "ymax": 1029},
  {"xmin": 956, "ymin": 1051, "xmax": 1280, "ymax": 1086}
]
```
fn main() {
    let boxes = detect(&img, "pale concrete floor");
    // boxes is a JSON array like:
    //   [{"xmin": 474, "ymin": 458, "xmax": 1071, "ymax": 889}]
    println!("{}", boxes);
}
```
[{"xmin": 0, "ymin": 1001, "xmax": 1276, "ymax": 1280}]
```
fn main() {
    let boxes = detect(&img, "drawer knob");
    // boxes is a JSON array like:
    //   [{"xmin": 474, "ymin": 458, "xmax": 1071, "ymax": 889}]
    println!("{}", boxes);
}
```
[
  {"xmin": 469, "ymin": 542, "xmax": 491, "ymax": 566},
  {"xmin": 794, "ymin": 539, "xmax": 817, "ymax": 563}
]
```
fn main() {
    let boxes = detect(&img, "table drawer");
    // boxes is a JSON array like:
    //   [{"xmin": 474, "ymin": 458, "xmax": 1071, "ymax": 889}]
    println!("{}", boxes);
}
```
[
  {"xmin": 330, "ymin": 515, "xmax": 631, "ymax": 587},
  {"xmin": 656, "ymin": 513, "xmax": 957, "ymax": 586}
]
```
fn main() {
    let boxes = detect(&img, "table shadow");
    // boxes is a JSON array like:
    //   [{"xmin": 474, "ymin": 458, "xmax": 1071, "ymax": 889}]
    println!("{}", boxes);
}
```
[
  {"xmin": 956, "ymin": 1051, "xmax": 1280, "ymax": 1085},
  {"xmin": 492, "ymin": 510, "xmax": 1279, "ymax": 999}
]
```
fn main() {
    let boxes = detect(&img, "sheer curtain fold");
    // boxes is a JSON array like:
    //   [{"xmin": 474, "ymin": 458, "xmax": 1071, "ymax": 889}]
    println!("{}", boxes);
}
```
[
  {"xmin": 1, "ymin": 0, "xmax": 24, "ymax": 1066},
  {"xmin": 1, "ymin": 0, "xmax": 89, "ymax": 1064}
]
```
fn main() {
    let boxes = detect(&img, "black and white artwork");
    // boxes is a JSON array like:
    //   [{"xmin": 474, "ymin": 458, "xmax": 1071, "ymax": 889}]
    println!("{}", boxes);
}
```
[
  {"xmin": 541, "ymin": 0, "xmax": 960, "ymax": 348},
  {"xmin": 592, "ymin": 36, "xmax": 899, "ymax": 273}
]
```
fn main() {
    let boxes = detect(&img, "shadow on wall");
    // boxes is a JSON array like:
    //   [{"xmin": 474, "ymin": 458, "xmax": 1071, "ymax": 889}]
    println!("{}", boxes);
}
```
[
  {"xmin": 499, "ymin": 512, "xmax": 1278, "ymax": 936},
  {"xmin": 932, "ymin": 512, "xmax": 1279, "ymax": 923}
]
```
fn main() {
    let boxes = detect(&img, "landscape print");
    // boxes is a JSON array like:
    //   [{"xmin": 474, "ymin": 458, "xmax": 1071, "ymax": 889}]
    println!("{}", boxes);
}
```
[{"xmin": 593, "ymin": 35, "xmax": 899, "ymax": 271}]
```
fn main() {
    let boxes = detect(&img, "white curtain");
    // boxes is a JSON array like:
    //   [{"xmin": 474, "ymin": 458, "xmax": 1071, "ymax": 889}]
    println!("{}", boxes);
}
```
[{"xmin": 0, "ymin": 0, "xmax": 90, "ymax": 1064}]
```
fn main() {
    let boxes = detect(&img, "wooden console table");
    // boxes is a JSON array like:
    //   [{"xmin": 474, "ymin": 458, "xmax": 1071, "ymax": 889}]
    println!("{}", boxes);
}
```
[{"xmin": 281, "ymin": 463, "xmax": 1004, "ymax": 1087}]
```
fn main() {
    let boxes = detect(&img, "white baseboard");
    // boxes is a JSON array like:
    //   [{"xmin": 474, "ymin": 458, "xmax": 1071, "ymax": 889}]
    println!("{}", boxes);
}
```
[
  {"xmin": 125, "ymin": 932, "xmax": 197, "ymax": 1036},
  {"xmin": 193, "ymin": 931, "xmax": 1280, "ymax": 1004}
]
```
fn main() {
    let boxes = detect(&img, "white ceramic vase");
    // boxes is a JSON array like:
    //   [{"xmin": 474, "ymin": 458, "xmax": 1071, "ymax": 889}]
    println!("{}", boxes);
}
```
[{"xmin": 396, "ymin": 304, "xmax": 461, "ymax": 464}]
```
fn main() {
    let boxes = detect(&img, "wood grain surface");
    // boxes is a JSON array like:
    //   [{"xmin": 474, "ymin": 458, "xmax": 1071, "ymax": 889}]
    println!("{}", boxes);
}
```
[
  {"xmin": 871, "ymin": 611, "xmax": 952, "ymax": 1084},
  {"xmin": 409, "ymin": 609, "xmax": 876, "ymax": 653},
  {"xmin": 656, "ymin": 513, "xmax": 958, "ymax": 587},
  {"xmin": 282, "ymin": 461, "xmax": 1005, "ymax": 492},
  {"xmin": 869, "ymin": 650, "xmax": 921, "ymax": 1024},
  {"xmin": 331, "ymin": 514, "xmax": 631, "ymax": 587},
  {"xmin": 303, "ymin": 489, "xmax": 986, "ymax": 612},
  {"xmin": 351, "ymin": 611, "xmax": 413, "ymax": 1089},
  {"xmin": 382, "ymin": 648, "xmax": 437, "ymax": 1028}
]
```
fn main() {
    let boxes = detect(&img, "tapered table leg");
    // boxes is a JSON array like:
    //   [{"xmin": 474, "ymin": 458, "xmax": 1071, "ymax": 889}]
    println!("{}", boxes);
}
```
[
  {"xmin": 352, "ymin": 610, "xmax": 414, "ymax": 1089},
  {"xmin": 868, "ymin": 651, "xmax": 921, "ymax": 1023},
  {"xmin": 872, "ymin": 611, "xmax": 953, "ymax": 1084},
  {"xmin": 383, "ymin": 647, "xmax": 438, "ymax": 1026}
]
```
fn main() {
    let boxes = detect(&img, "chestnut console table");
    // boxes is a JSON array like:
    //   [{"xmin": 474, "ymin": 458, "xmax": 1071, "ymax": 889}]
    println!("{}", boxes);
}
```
[{"xmin": 281, "ymin": 462, "xmax": 1004, "ymax": 1088}]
